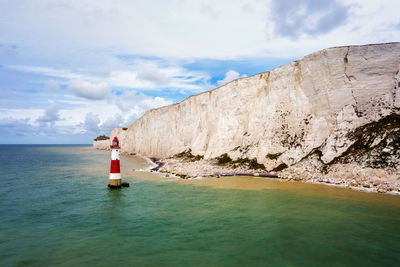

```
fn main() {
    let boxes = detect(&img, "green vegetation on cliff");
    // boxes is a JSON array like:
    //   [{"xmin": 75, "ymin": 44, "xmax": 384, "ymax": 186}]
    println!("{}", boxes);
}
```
[{"xmin": 94, "ymin": 135, "xmax": 110, "ymax": 141}]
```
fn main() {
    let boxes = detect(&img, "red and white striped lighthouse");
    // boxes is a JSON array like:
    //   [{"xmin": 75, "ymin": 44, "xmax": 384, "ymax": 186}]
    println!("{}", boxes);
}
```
[{"xmin": 108, "ymin": 137, "xmax": 122, "ymax": 188}]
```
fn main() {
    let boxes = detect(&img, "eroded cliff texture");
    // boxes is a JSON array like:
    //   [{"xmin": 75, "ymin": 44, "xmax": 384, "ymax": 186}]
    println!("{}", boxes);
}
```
[
  {"xmin": 105, "ymin": 43, "xmax": 400, "ymax": 173},
  {"xmin": 93, "ymin": 139, "xmax": 111, "ymax": 150}
]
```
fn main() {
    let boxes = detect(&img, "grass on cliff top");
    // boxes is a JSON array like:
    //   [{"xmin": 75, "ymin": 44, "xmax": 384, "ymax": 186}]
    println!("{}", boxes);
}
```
[{"xmin": 94, "ymin": 135, "xmax": 110, "ymax": 141}]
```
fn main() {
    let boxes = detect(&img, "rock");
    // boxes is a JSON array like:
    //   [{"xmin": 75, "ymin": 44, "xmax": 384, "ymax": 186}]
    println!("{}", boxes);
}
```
[
  {"xmin": 382, "ymin": 148, "xmax": 392, "ymax": 153},
  {"xmin": 93, "ymin": 139, "xmax": 111, "ymax": 150},
  {"xmin": 373, "ymin": 180, "xmax": 381, "ymax": 186},
  {"xmin": 350, "ymin": 180, "xmax": 359, "ymax": 187}
]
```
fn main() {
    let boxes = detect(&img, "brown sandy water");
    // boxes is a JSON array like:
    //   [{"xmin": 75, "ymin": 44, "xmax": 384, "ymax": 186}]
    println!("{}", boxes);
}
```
[
  {"xmin": 177, "ymin": 176, "xmax": 400, "ymax": 207},
  {"xmin": 86, "ymin": 147, "xmax": 400, "ymax": 206}
]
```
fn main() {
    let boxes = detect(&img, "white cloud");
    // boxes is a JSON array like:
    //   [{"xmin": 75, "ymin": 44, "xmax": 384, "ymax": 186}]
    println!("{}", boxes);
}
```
[
  {"xmin": 0, "ymin": 0, "xmax": 269, "ymax": 60},
  {"xmin": 272, "ymin": 0, "xmax": 350, "ymax": 39},
  {"xmin": 1, "ymin": 0, "xmax": 399, "ymax": 62},
  {"xmin": 10, "ymin": 61, "xmax": 211, "ymax": 93},
  {"xmin": 262, "ymin": 0, "xmax": 400, "ymax": 58},
  {"xmin": 112, "ymin": 90, "xmax": 140, "ymax": 112},
  {"xmin": 83, "ymin": 112, "xmax": 100, "ymax": 133},
  {"xmin": 217, "ymin": 70, "xmax": 247, "ymax": 87},
  {"xmin": 0, "ymin": 118, "xmax": 38, "ymax": 137},
  {"xmin": 68, "ymin": 79, "xmax": 110, "ymax": 100},
  {"xmin": 0, "ymin": 105, "xmax": 83, "ymax": 142},
  {"xmin": 11, "ymin": 65, "xmax": 83, "ymax": 80},
  {"xmin": 0, "ymin": 92, "xmax": 174, "ymax": 142},
  {"xmin": 106, "ymin": 63, "xmax": 210, "ymax": 91},
  {"xmin": 136, "ymin": 64, "xmax": 170, "ymax": 86},
  {"xmin": 36, "ymin": 102, "xmax": 61, "ymax": 126},
  {"xmin": 109, "ymin": 89, "xmax": 172, "ymax": 117},
  {"xmin": 44, "ymin": 79, "xmax": 60, "ymax": 91},
  {"xmin": 55, "ymin": 92, "xmax": 174, "ymax": 136},
  {"xmin": 0, "ymin": 108, "xmax": 42, "ymax": 123},
  {"xmin": 139, "ymin": 96, "xmax": 172, "ymax": 110},
  {"xmin": 99, "ymin": 113, "xmax": 125, "ymax": 134}
]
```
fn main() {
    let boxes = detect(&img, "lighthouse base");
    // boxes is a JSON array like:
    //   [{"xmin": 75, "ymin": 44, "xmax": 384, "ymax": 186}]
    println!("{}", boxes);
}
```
[{"xmin": 108, "ymin": 179, "xmax": 122, "ymax": 188}]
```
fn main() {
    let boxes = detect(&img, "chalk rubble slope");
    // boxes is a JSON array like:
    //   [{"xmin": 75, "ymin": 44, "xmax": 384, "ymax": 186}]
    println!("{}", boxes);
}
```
[{"xmin": 99, "ymin": 43, "xmax": 400, "ymax": 176}]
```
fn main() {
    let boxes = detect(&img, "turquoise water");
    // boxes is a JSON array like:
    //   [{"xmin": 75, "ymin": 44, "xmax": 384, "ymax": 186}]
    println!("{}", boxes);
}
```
[{"xmin": 0, "ymin": 145, "xmax": 399, "ymax": 266}]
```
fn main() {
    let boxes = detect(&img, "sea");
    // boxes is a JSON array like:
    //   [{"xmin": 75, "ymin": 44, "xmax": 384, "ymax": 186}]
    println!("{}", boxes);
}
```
[{"xmin": 0, "ymin": 145, "xmax": 399, "ymax": 266}]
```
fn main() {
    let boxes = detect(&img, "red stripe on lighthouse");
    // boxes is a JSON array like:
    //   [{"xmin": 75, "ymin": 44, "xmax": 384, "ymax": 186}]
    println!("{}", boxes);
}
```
[{"xmin": 110, "ymin": 160, "xmax": 120, "ymax": 173}]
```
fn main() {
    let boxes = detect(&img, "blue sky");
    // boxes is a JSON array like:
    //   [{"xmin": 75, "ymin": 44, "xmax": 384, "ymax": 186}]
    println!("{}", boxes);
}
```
[{"xmin": 0, "ymin": 0, "xmax": 399, "ymax": 144}]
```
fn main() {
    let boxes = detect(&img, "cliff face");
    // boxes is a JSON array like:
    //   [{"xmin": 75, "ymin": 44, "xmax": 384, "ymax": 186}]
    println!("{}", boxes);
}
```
[
  {"xmin": 93, "ymin": 139, "xmax": 110, "ymax": 150},
  {"xmin": 102, "ymin": 43, "xmax": 400, "ymax": 173}
]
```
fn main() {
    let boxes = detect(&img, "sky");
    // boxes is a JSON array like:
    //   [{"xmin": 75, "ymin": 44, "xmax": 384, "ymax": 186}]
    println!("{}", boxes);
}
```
[{"xmin": 0, "ymin": 0, "xmax": 399, "ymax": 144}]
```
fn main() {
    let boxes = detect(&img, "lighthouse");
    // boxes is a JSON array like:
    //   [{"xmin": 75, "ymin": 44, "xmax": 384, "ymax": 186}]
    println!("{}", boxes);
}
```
[{"xmin": 108, "ymin": 137, "xmax": 122, "ymax": 188}]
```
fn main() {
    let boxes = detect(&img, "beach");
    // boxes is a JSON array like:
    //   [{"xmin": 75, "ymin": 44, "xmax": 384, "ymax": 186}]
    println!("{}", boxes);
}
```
[{"xmin": 152, "ymin": 155, "xmax": 400, "ymax": 194}]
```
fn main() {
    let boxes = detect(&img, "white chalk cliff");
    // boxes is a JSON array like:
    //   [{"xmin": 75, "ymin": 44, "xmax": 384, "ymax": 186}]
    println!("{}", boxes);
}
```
[{"xmin": 99, "ymin": 43, "xmax": 400, "ymax": 174}]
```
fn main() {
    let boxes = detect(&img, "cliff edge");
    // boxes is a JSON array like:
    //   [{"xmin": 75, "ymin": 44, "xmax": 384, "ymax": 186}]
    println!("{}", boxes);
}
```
[{"xmin": 95, "ymin": 43, "xmax": 400, "ymax": 192}]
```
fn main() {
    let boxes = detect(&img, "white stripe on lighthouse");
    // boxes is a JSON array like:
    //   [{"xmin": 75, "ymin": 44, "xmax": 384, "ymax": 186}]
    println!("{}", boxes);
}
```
[
  {"xmin": 111, "ymin": 149, "xmax": 120, "ymax": 160},
  {"xmin": 109, "ymin": 173, "xmax": 121, "ymax": 180}
]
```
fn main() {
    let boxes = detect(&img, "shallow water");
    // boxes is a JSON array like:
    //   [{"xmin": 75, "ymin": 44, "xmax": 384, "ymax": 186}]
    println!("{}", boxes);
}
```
[{"xmin": 0, "ymin": 145, "xmax": 399, "ymax": 266}]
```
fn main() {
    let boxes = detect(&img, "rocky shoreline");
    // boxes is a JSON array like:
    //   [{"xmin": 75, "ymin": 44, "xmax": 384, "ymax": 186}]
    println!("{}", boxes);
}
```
[
  {"xmin": 152, "ymin": 154, "xmax": 400, "ymax": 194},
  {"xmin": 93, "ymin": 146, "xmax": 399, "ymax": 194}
]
